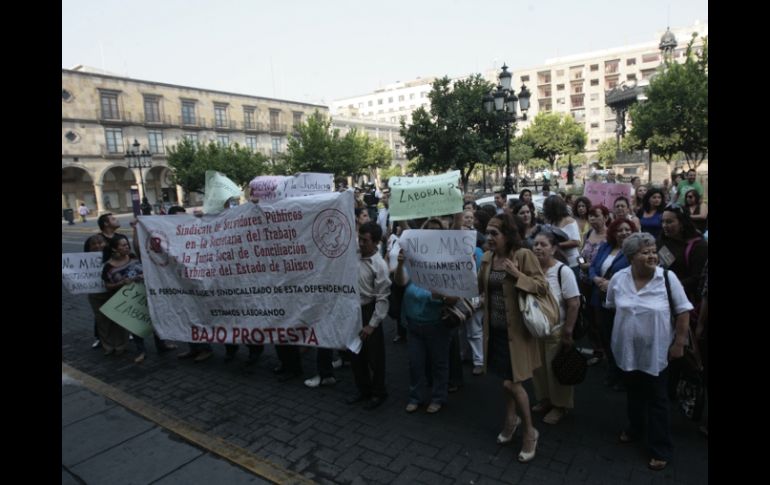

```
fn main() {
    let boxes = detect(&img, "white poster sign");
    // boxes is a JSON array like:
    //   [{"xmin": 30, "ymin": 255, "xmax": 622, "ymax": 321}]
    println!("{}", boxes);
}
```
[
  {"xmin": 399, "ymin": 229, "xmax": 479, "ymax": 298},
  {"xmin": 136, "ymin": 190, "xmax": 362, "ymax": 351},
  {"xmin": 61, "ymin": 252, "xmax": 107, "ymax": 294},
  {"xmin": 249, "ymin": 173, "xmax": 334, "ymax": 202}
]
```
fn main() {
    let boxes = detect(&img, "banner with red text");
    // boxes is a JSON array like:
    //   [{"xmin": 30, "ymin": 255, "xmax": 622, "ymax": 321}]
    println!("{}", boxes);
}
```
[{"xmin": 136, "ymin": 190, "xmax": 362, "ymax": 351}]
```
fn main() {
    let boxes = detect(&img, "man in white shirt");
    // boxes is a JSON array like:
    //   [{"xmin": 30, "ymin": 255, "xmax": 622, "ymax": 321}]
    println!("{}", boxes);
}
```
[{"xmin": 346, "ymin": 221, "xmax": 391, "ymax": 410}]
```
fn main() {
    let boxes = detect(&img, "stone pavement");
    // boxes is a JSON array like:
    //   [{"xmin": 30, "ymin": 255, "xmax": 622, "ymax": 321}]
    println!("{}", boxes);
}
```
[
  {"xmin": 62, "ymin": 369, "xmax": 272, "ymax": 484},
  {"xmin": 61, "ymin": 275, "xmax": 708, "ymax": 484}
]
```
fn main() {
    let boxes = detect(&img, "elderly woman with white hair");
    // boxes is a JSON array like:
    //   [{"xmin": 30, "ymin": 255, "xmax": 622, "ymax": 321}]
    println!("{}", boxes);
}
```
[{"xmin": 605, "ymin": 232, "xmax": 693, "ymax": 472}]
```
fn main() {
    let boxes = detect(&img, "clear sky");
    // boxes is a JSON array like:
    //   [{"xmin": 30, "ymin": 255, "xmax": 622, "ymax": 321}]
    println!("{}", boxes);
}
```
[{"xmin": 62, "ymin": 0, "xmax": 707, "ymax": 105}]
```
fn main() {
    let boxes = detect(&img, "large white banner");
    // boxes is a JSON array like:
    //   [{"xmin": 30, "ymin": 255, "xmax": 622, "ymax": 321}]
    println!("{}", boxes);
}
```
[
  {"xmin": 62, "ymin": 252, "xmax": 106, "ymax": 294},
  {"xmin": 399, "ymin": 229, "xmax": 479, "ymax": 298},
  {"xmin": 136, "ymin": 190, "xmax": 362, "ymax": 351}
]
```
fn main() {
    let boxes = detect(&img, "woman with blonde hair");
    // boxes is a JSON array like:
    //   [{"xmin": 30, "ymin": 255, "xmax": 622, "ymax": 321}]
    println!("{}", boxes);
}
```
[{"xmin": 478, "ymin": 213, "xmax": 548, "ymax": 463}]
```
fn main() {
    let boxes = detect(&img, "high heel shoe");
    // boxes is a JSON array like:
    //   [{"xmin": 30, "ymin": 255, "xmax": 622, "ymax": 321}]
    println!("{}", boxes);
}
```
[
  {"xmin": 496, "ymin": 416, "xmax": 522, "ymax": 444},
  {"xmin": 517, "ymin": 429, "xmax": 539, "ymax": 463}
]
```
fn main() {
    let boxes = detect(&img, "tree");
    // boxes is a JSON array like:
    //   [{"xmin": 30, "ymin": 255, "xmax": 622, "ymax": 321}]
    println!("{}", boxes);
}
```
[
  {"xmin": 520, "ymin": 112, "xmax": 587, "ymax": 168},
  {"xmin": 284, "ymin": 111, "xmax": 392, "ymax": 178},
  {"xmin": 596, "ymin": 139, "xmax": 618, "ymax": 168},
  {"xmin": 629, "ymin": 34, "xmax": 708, "ymax": 170},
  {"xmin": 166, "ymin": 138, "xmax": 269, "ymax": 194},
  {"xmin": 400, "ymin": 75, "xmax": 504, "ymax": 191},
  {"xmin": 508, "ymin": 138, "xmax": 534, "ymax": 178}
]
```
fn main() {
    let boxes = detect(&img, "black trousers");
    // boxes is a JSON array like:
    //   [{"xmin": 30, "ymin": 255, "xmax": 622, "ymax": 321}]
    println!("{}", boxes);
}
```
[
  {"xmin": 275, "ymin": 345, "xmax": 302, "ymax": 374},
  {"xmin": 351, "ymin": 302, "xmax": 386, "ymax": 397}
]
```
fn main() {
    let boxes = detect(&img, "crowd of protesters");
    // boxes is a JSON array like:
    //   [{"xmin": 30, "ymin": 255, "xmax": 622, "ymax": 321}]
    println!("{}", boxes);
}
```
[{"xmin": 78, "ymin": 172, "xmax": 707, "ymax": 470}]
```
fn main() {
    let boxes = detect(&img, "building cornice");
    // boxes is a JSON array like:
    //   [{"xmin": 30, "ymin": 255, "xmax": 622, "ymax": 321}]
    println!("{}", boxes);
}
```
[{"xmin": 62, "ymin": 69, "xmax": 328, "ymax": 110}]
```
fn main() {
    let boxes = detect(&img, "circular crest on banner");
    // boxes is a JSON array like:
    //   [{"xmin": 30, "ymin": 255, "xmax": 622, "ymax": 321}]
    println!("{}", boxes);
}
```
[{"xmin": 312, "ymin": 209, "xmax": 352, "ymax": 258}]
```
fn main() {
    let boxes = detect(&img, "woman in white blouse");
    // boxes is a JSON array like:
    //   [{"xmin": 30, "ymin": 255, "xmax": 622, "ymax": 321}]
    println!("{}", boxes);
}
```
[{"xmin": 605, "ymin": 233, "xmax": 692, "ymax": 472}]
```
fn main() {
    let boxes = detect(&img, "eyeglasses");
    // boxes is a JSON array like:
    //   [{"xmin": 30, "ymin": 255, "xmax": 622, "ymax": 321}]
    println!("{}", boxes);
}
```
[{"xmin": 485, "ymin": 229, "xmax": 501, "ymax": 236}]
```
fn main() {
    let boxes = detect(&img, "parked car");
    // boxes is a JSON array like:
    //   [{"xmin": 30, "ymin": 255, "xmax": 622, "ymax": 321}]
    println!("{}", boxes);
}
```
[{"xmin": 475, "ymin": 193, "xmax": 546, "ymax": 213}]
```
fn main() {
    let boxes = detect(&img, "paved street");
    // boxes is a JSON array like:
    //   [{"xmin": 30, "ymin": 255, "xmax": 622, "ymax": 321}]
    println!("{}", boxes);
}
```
[{"xmin": 61, "ymin": 222, "xmax": 707, "ymax": 484}]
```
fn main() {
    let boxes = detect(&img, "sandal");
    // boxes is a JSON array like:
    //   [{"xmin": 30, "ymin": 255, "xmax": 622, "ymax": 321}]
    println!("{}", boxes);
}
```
[
  {"xmin": 517, "ymin": 429, "xmax": 539, "ymax": 463},
  {"xmin": 532, "ymin": 401, "xmax": 552, "ymax": 413},
  {"xmin": 496, "ymin": 415, "xmax": 521, "ymax": 444},
  {"xmin": 648, "ymin": 458, "xmax": 668, "ymax": 471}
]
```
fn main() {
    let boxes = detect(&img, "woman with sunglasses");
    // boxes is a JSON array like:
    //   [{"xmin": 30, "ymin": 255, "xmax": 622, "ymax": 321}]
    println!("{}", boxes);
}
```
[
  {"xmin": 683, "ymin": 189, "xmax": 708, "ymax": 235},
  {"xmin": 477, "ymin": 213, "xmax": 548, "ymax": 463},
  {"xmin": 658, "ymin": 205, "xmax": 708, "ymax": 302}
]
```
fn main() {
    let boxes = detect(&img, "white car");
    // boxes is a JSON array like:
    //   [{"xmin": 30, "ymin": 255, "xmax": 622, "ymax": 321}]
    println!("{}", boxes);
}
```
[{"xmin": 475, "ymin": 193, "xmax": 546, "ymax": 213}]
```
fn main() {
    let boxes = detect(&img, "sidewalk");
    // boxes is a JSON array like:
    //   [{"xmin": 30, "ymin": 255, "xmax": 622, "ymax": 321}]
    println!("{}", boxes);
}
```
[{"xmin": 62, "ymin": 366, "xmax": 280, "ymax": 484}]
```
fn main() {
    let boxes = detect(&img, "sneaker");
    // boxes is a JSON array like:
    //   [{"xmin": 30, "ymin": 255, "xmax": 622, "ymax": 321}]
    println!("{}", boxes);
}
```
[
  {"xmin": 426, "ymin": 402, "xmax": 442, "ymax": 414},
  {"xmin": 91, "ymin": 339, "xmax": 101, "ymax": 349},
  {"xmin": 321, "ymin": 377, "xmax": 337, "ymax": 386},
  {"xmin": 472, "ymin": 366, "xmax": 484, "ymax": 376},
  {"xmin": 405, "ymin": 403, "xmax": 419, "ymax": 413},
  {"xmin": 331, "ymin": 358, "xmax": 343, "ymax": 369},
  {"xmin": 304, "ymin": 375, "xmax": 322, "ymax": 388},
  {"xmin": 193, "ymin": 350, "xmax": 213, "ymax": 363}
]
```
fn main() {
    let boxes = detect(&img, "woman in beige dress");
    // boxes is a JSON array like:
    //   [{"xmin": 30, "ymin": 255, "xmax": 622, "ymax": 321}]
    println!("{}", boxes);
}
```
[{"xmin": 478, "ymin": 213, "xmax": 548, "ymax": 463}]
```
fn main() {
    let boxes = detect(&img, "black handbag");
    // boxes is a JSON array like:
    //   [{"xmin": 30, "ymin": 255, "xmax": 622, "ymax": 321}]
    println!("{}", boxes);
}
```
[
  {"xmin": 441, "ymin": 298, "xmax": 474, "ymax": 329},
  {"xmin": 551, "ymin": 344, "xmax": 587, "ymax": 385}
]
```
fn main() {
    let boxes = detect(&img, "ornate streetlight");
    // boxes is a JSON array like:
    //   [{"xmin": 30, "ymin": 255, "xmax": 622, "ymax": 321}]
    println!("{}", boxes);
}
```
[
  {"xmin": 484, "ymin": 64, "xmax": 531, "ymax": 195},
  {"xmin": 125, "ymin": 139, "xmax": 153, "ymax": 213}
]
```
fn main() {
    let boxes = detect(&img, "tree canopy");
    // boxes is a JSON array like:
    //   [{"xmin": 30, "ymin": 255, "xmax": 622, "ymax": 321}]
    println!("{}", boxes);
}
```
[
  {"xmin": 400, "ymin": 75, "xmax": 504, "ymax": 191},
  {"xmin": 284, "ymin": 111, "xmax": 392, "ymax": 178},
  {"xmin": 166, "ymin": 138, "xmax": 269, "ymax": 194},
  {"xmin": 519, "ymin": 112, "xmax": 587, "ymax": 168},
  {"xmin": 629, "ymin": 34, "xmax": 708, "ymax": 170}
]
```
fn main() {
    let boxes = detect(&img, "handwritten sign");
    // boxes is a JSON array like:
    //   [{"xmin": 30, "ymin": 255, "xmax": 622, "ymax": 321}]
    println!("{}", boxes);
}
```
[
  {"xmin": 61, "ymin": 252, "xmax": 107, "ymax": 294},
  {"xmin": 203, "ymin": 171, "xmax": 243, "ymax": 214},
  {"xmin": 399, "ymin": 229, "xmax": 479, "ymax": 298},
  {"xmin": 99, "ymin": 282, "xmax": 154, "ymax": 338},
  {"xmin": 583, "ymin": 182, "xmax": 633, "ymax": 209},
  {"xmin": 135, "ymin": 190, "xmax": 363, "ymax": 352},
  {"xmin": 249, "ymin": 173, "xmax": 334, "ymax": 202},
  {"xmin": 388, "ymin": 171, "xmax": 463, "ymax": 221}
]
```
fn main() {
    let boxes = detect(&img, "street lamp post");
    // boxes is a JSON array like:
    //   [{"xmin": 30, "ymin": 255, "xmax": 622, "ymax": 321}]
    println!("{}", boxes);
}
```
[
  {"xmin": 125, "ymin": 139, "xmax": 153, "ymax": 214},
  {"xmin": 483, "ymin": 64, "xmax": 530, "ymax": 195}
]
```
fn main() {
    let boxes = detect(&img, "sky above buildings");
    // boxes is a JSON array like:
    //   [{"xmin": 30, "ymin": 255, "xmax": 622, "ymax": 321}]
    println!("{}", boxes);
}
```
[{"xmin": 62, "ymin": 0, "xmax": 707, "ymax": 105}]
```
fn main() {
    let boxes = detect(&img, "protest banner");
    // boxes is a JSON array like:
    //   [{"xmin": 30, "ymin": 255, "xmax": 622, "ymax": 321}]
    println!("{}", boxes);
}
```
[
  {"xmin": 388, "ymin": 171, "xmax": 463, "ymax": 221},
  {"xmin": 99, "ymin": 282, "xmax": 154, "ymax": 338},
  {"xmin": 135, "ymin": 190, "xmax": 363, "ymax": 351},
  {"xmin": 399, "ymin": 229, "xmax": 479, "ymax": 298},
  {"xmin": 203, "ymin": 171, "xmax": 244, "ymax": 214},
  {"xmin": 583, "ymin": 181, "xmax": 633, "ymax": 208},
  {"xmin": 248, "ymin": 173, "xmax": 334, "ymax": 202},
  {"xmin": 61, "ymin": 252, "xmax": 107, "ymax": 294}
]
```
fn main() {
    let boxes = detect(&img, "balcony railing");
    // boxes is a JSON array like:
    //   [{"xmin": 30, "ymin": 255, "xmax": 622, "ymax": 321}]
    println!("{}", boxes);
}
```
[
  {"xmin": 179, "ymin": 116, "xmax": 207, "ymax": 128},
  {"xmin": 214, "ymin": 119, "xmax": 238, "ymax": 130},
  {"xmin": 243, "ymin": 121, "xmax": 269, "ymax": 132},
  {"xmin": 269, "ymin": 123, "xmax": 288, "ymax": 134},
  {"xmin": 100, "ymin": 143, "xmax": 128, "ymax": 158},
  {"xmin": 140, "ymin": 113, "xmax": 173, "ymax": 125},
  {"xmin": 97, "ymin": 109, "xmax": 133, "ymax": 123}
]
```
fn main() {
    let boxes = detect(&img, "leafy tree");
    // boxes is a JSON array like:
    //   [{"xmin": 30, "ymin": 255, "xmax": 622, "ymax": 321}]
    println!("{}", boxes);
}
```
[
  {"xmin": 597, "ymin": 139, "xmax": 617, "ymax": 168},
  {"xmin": 508, "ymin": 138, "xmax": 534, "ymax": 178},
  {"xmin": 284, "ymin": 110, "xmax": 391, "ymax": 178},
  {"xmin": 400, "ymin": 75, "xmax": 504, "ymax": 191},
  {"xmin": 629, "ymin": 34, "xmax": 708, "ymax": 170},
  {"xmin": 166, "ymin": 138, "xmax": 268, "ymax": 194},
  {"xmin": 520, "ymin": 112, "xmax": 587, "ymax": 168}
]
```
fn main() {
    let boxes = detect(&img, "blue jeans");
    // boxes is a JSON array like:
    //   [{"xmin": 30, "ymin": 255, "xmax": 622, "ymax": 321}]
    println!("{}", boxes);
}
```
[
  {"xmin": 624, "ymin": 367, "xmax": 673, "ymax": 461},
  {"xmin": 406, "ymin": 319, "xmax": 451, "ymax": 405}
]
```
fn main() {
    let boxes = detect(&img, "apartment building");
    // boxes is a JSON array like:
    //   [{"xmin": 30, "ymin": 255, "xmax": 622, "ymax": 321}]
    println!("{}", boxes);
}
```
[
  {"xmin": 331, "ymin": 77, "xmax": 436, "ymax": 125},
  {"xmin": 62, "ymin": 67, "xmax": 327, "ymax": 214},
  {"xmin": 331, "ymin": 21, "xmax": 706, "ymax": 163}
]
